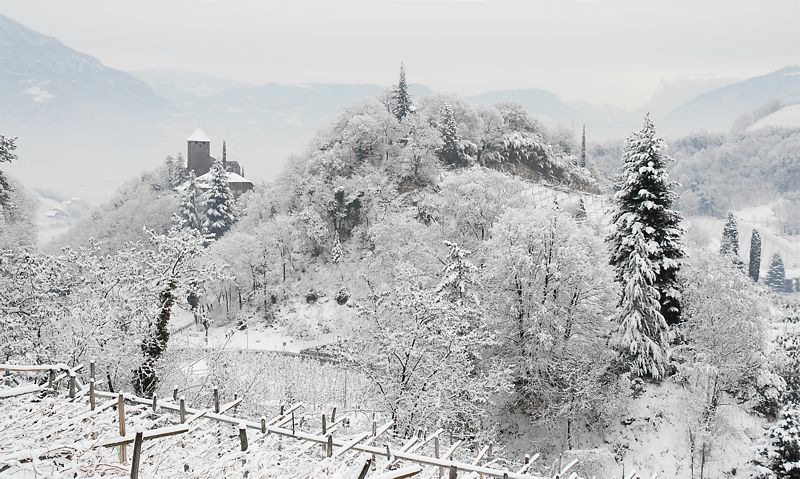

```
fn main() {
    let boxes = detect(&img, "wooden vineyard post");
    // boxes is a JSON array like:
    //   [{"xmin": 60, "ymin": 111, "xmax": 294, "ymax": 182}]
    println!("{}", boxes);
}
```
[
  {"xmin": 213, "ymin": 386, "xmax": 220, "ymax": 413},
  {"xmin": 48, "ymin": 369, "xmax": 55, "ymax": 389},
  {"xmin": 434, "ymin": 436, "xmax": 442, "ymax": 478},
  {"xmin": 239, "ymin": 423, "xmax": 248, "ymax": 451},
  {"xmin": 90, "ymin": 359, "xmax": 96, "ymax": 381},
  {"xmin": 326, "ymin": 434, "xmax": 333, "ymax": 458},
  {"xmin": 449, "ymin": 465, "xmax": 458, "ymax": 479},
  {"xmin": 173, "ymin": 388, "xmax": 178, "ymax": 401},
  {"xmin": 118, "ymin": 393, "xmax": 127, "ymax": 463},
  {"xmin": 69, "ymin": 371, "xmax": 76, "ymax": 398},
  {"xmin": 152, "ymin": 393, "xmax": 157, "ymax": 412},
  {"xmin": 260, "ymin": 416, "xmax": 267, "ymax": 434},
  {"xmin": 130, "ymin": 429, "xmax": 143, "ymax": 479},
  {"xmin": 179, "ymin": 397, "xmax": 186, "ymax": 423},
  {"xmin": 89, "ymin": 379, "xmax": 96, "ymax": 411}
]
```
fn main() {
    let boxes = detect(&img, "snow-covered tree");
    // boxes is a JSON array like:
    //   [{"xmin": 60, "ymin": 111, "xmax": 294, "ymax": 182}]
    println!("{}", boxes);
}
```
[
  {"xmin": 766, "ymin": 253, "xmax": 787, "ymax": 293},
  {"xmin": 609, "ymin": 114, "xmax": 685, "ymax": 326},
  {"xmin": 178, "ymin": 171, "xmax": 203, "ymax": 232},
  {"xmin": 330, "ymin": 230, "xmax": 343, "ymax": 264},
  {"xmin": 750, "ymin": 229, "xmax": 762, "ymax": 282},
  {"xmin": 756, "ymin": 406, "xmax": 800, "ymax": 478},
  {"xmin": 0, "ymin": 135, "xmax": 18, "ymax": 210},
  {"xmin": 391, "ymin": 63, "xmax": 412, "ymax": 121},
  {"xmin": 609, "ymin": 224, "xmax": 670, "ymax": 380},
  {"xmin": 438, "ymin": 102, "xmax": 468, "ymax": 167},
  {"xmin": 720, "ymin": 212, "xmax": 740, "ymax": 257},
  {"xmin": 203, "ymin": 159, "xmax": 236, "ymax": 239},
  {"xmin": 436, "ymin": 241, "xmax": 479, "ymax": 305}
]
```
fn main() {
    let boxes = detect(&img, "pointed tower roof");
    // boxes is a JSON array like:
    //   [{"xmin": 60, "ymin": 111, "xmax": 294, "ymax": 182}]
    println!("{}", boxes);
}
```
[{"xmin": 188, "ymin": 127, "xmax": 211, "ymax": 142}]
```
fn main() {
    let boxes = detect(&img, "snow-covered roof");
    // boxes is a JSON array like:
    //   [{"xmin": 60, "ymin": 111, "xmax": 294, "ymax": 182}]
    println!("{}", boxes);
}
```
[
  {"xmin": 195, "ymin": 170, "xmax": 253, "ymax": 185},
  {"xmin": 188, "ymin": 127, "xmax": 211, "ymax": 142}
]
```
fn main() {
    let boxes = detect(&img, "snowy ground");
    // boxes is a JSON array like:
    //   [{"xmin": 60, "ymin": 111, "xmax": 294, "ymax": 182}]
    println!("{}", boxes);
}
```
[{"xmin": 748, "ymin": 104, "xmax": 800, "ymax": 131}]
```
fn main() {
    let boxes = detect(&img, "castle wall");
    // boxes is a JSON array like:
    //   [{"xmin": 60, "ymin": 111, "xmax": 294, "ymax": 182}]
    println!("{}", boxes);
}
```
[{"xmin": 187, "ymin": 141, "xmax": 212, "ymax": 176}]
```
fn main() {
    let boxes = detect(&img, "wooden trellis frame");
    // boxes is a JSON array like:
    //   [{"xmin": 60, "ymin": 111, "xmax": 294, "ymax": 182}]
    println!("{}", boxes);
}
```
[{"xmin": 0, "ymin": 363, "xmax": 587, "ymax": 479}]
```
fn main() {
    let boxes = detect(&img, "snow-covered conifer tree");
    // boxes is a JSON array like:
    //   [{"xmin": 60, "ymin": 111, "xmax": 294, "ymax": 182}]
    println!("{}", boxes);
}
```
[
  {"xmin": 749, "ymin": 229, "xmax": 762, "ymax": 282},
  {"xmin": 0, "ymin": 135, "xmax": 18, "ymax": 210},
  {"xmin": 766, "ymin": 253, "xmax": 787, "ymax": 293},
  {"xmin": 609, "ymin": 225, "xmax": 670, "ymax": 380},
  {"xmin": 330, "ymin": 230, "xmax": 343, "ymax": 264},
  {"xmin": 436, "ymin": 241, "xmax": 479, "ymax": 305},
  {"xmin": 438, "ymin": 103, "xmax": 467, "ymax": 167},
  {"xmin": 756, "ymin": 406, "xmax": 800, "ymax": 478},
  {"xmin": 391, "ymin": 63, "xmax": 412, "ymax": 121},
  {"xmin": 178, "ymin": 171, "xmax": 202, "ymax": 232},
  {"xmin": 203, "ymin": 159, "xmax": 236, "ymax": 239},
  {"xmin": 608, "ymin": 114, "xmax": 685, "ymax": 326},
  {"xmin": 719, "ymin": 212, "xmax": 739, "ymax": 257}
]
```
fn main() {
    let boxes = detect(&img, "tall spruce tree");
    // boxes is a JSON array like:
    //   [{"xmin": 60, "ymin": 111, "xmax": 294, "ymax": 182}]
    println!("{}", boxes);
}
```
[
  {"xmin": 391, "ymin": 63, "xmax": 412, "ymax": 121},
  {"xmin": 766, "ymin": 253, "xmax": 787, "ymax": 293},
  {"xmin": 609, "ymin": 226, "xmax": 670, "ymax": 380},
  {"xmin": 438, "ymin": 103, "xmax": 467, "ymax": 167},
  {"xmin": 749, "ymin": 229, "xmax": 762, "ymax": 282},
  {"xmin": 756, "ymin": 406, "xmax": 800, "ymax": 479},
  {"xmin": 719, "ymin": 212, "xmax": 740, "ymax": 257},
  {"xmin": 580, "ymin": 124, "xmax": 587, "ymax": 168},
  {"xmin": 203, "ymin": 159, "xmax": 236, "ymax": 239},
  {"xmin": 609, "ymin": 114, "xmax": 685, "ymax": 327},
  {"xmin": 178, "ymin": 171, "xmax": 202, "ymax": 232}
]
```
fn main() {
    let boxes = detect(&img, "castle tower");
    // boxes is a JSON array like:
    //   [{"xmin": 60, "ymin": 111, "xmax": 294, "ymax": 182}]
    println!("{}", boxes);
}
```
[{"xmin": 187, "ymin": 128, "xmax": 213, "ymax": 176}]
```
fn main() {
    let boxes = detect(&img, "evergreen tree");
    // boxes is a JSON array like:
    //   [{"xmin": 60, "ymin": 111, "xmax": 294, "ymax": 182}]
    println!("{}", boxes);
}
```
[
  {"xmin": 203, "ymin": 159, "xmax": 236, "ymax": 239},
  {"xmin": 575, "ymin": 198, "xmax": 588, "ymax": 221},
  {"xmin": 178, "ymin": 171, "xmax": 202, "ymax": 232},
  {"xmin": 609, "ymin": 225, "xmax": 670, "ymax": 380},
  {"xmin": 766, "ymin": 253, "xmax": 787, "ymax": 293},
  {"xmin": 749, "ymin": 229, "xmax": 762, "ymax": 282},
  {"xmin": 391, "ymin": 63, "xmax": 412, "ymax": 121},
  {"xmin": 608, "ymin": 114, "xmax": 685, "ymax": 326},
  {"xmin": 222, "ymin": 140, "xmax": 227, "ymax": 165},
  {"xmin": 756, "ymin": 406, "xmax": 800, "ymax": 478},
  {"xmin": 0, "ymin": 135, "xmax": 18, "ymax": 210},
  {"xmin": 330, "ymin": 230, "xmax": 343, "ymax": 264},
  {"xmin": 720, "ymin": 212, "xmax": 740, "ymax": 257},
  {"xmin": 438, "ymin": 103, "xmax": 467, "ymax": 167},
  {"xmin": 580, "ymin": 124, "xmax": 587, "ymax": 168},
  {"xmin": 436, "ymin": 241, "xmax": 479, "ymax": 306}
]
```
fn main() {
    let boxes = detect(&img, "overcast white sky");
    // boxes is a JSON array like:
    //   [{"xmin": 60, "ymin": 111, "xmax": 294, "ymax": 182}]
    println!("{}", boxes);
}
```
[{"xmin": 2, "ymin": 0, "xmax": 799, "ymax": 108}]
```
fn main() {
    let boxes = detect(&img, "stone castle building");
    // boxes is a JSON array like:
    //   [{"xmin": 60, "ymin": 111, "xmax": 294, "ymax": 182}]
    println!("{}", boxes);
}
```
[{"xmin": 187, "ymin": 128, "xmax": 253, "ymax": 196}]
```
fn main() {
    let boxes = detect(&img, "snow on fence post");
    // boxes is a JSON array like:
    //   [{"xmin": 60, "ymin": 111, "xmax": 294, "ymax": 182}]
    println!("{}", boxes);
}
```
[
  {"xmin": 68, "ymin": 371, "xmax": 76, "ymax": 398},
  {"xmin": 213, "ymin": 386, "xmax": 220, "ymax": 413},
  {"xmin": 89, "ymin": 379, "xmax": 96, "ymax": 411},
  {"xmin": 90, "ymin": 359, "xmax": 96, "ymax": 381},
  {"xmin": 239, "ymin": 423, "xmax": 248, "ymax": 451},
  {"xmin": 118, "ymin": 393, "xmax": 127, "ymax": 463},
  {"xmin": 179, "ymin": 397, "xmax": 186, "ymax": 423},
  {"xmin": 130, "ymin": 429, "xmax": 144, "ymax": 479}
]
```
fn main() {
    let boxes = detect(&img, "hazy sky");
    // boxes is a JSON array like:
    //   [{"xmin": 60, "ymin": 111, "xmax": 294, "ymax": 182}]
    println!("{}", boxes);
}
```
[{"xmin": 2, "ymin": 0, "xmax": 799, "ymax": 108}]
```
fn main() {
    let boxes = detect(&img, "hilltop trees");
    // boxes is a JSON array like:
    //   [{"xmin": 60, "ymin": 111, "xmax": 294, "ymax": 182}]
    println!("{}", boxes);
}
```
[
  {"xmin": 391, "ymin": 63, "xmax": 412, "ymax": 121},
  {"xmin": 749, "ymin": 229, "xmax": 762, "ymax": 282},
  {"xmin": 580, "ymin": 124, "xmax": 587, "ymax": 168},
  {"xmin": 766, "ymin": 253, "xmax": 787, "ymax": 293},
  {"xmin": 0, "ymin": 135, "xmax": 17, "ymax": 209},
  {"xmin": 609, "ymin": 114, "xmax": 685, "ymax": 331},
  {"xmin": 720, "ymin": 212, "xmax": 740, "ymax": 257},
  {"xmin": 204, "ymin": 159, "xmax": 236, "ymax": 239}
]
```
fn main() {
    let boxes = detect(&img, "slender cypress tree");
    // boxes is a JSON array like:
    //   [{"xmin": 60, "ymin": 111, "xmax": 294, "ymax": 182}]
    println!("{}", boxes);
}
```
[
  {"xmin": 580, "ymin": 124, "xmax": 587, "ymax": 168},
  {"xmin": 391, "ymin": 63, "xmax": 412, "ymax": 121},
  {"xmin": 222, "ymin": 140, "xmax": 227, "ymax": 165},
  {"xmin": 766, "ymin": 253, "xmax": 787, "ymax": 293},
  {"xmin": 609, "ymin": 114, "xmax": 685, "ymax": 327},
  {"xmin": 203, "ymin": 159, "xmax": 236, "ymax": 239},
  {"xmin": 749, "ymin": 229, "xmax": 762, "ymax": 282},
  {"xmin": 719, "ymin": 212, "xmax": 739, "ymax": 257}
]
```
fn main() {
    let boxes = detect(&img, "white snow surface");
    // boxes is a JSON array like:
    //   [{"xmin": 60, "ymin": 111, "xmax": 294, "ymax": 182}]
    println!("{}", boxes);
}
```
[
  {"xmin": 748, "ymin": 103, "xmax": 800, "ymax": 131},
  {"xmin": 187, "ymin": 127, "xmax": 211, "ymax": 142}
]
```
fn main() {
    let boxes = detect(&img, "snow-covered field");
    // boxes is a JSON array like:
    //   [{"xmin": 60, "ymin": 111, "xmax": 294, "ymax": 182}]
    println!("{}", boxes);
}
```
[{"xmin": 748, "ymin": 103, "xmax": 800, "ymax": 131}]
